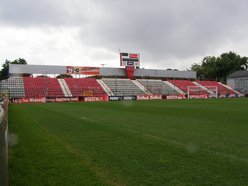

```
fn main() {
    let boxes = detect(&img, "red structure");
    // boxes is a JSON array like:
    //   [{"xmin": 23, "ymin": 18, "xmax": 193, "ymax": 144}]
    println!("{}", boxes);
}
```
[{"xmin": 125, "ymin": 66, "xmax": 135, "ymax": 80}]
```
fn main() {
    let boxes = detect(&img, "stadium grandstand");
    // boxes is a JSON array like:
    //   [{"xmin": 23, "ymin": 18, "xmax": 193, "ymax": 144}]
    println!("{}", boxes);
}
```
[
  {"xmin": 0, "ymin": 52, "xmax": 242, "ymax": 102},
  {"xmin": 0, "ymin": 65, "xmax": 241, "ymax": 103}
]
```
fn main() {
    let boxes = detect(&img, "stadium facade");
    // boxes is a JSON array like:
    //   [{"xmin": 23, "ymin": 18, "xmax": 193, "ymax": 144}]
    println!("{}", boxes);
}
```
[{"xmin": 227, "ymin": 71, "xmax": 248, "ymax": 96}]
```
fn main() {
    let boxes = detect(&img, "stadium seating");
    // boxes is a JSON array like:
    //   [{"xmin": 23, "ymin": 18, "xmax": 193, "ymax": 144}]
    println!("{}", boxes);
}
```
[
  {"xmin": 196, "ymin": 80, "xmax": 236, "ymax": 97},
  {"xmin": 64, "ymin": 78, "xmax": 106, "ymax": 97},
  {"xmin": 23, "ymin": 77, "xmax": 64, "ymax": 98},
  {"xmin": 102, "ymin": 79, "xmax": 145, "ymax": 96},
  {"xmin": 0, "ymin": 79, "xmax": 8, "ymax": 97},
  {"xmin": 168, "ymin": 80, "xmax": 208, "ymax": 95},
  {"xmin": 0, "ymin": 77, "xmax": 25, "ymax": 98},
  {"xmin": 137, "ymin": 79, "xmax": 180, "ymax": 95},
  {"xmin": 1, "ymin": 76, "xmax": 240, "ymax": 100}
]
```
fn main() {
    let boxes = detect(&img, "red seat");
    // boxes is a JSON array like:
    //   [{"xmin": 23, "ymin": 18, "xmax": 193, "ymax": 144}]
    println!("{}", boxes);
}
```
[
  {"xmin": 23, "ymin": 77, "xmax": 64, "ymax": 98},
  {"xmin": 196, "ymin": 80, "xmax": 236, "ymax": 96},
  {"xmin": 64, "ymin": 78, "xmax": 107, "ymax": 97},
  {"xmin": 168, "ymin": 80, "xmax": 208, "ymax": 95}
]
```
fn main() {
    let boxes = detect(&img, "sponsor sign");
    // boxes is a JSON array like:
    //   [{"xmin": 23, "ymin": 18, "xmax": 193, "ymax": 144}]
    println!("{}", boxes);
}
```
[
  {"xmin": 188, "ymin": 94, "xmax": 208, "ymax": 99},
  {"xmin": 178, "ymin": 94, "xmax": 186, "ymax": 99},
  {"xmin": 109, "ymin": 96, "xmax": 123, "ymax": 101},
  {"xmin": 13, "ymin": 97, "xmax": 46, "ymax": 103},
  {"xmin": 12, "ymin": 99, "xmax": 23, "ymax": 104},
  {"xmin": 46, "ymin": 97, "xmax": 79, "ymax": 102},
  {"xmin": 84, "ymin": 97, "xmax": 104, "ymax": 102},
  {"xmin": 137, "ymin": 95, "xmax": 150, "ymax": 100},
  {"xmin": 109, "ymin": 96, "xmax": 136, "ymax": 101},
  {"xmin": 166, "ymin": 95, "xmax": 179, "ymax": 100},
  {"xmin": 71, "ymin": 97, "xmax": 79, "ymax": 102},
  {"xmin": 166, "ymin": 94, "xmax": 186, "ymax": 100},
  {"xmin": 66, "ymin": 66, "xmax": 100, "ymax": 75},
  {"xmin": 123, "ymin": 96, "xmax": 136, "ymax": 100},
  {"xmin": 149, "ymin": 95, "xmax": 162, "ymax": 100}
]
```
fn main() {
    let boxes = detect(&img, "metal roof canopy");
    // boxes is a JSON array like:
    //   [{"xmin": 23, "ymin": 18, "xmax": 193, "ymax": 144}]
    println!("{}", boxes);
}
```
[
  {"xmin": 9, "ymin": 64, "xmax": 66, "ymax": 75},
  {"xmin": 9, "ymin": 64, "xmax": 196, "ymax": 79},
  {"xmin": 227, "ymin": 71, "xmax": 248, "ymax": 79}
]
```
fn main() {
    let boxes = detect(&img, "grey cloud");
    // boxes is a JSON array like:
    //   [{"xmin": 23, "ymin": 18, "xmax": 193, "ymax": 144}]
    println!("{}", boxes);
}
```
[
  {"xmin": 0, "ymin": 0, "xmax": 92, "ymax": 26},
  {"xmin": 1, "ymin": 0, "xmax": 248, "ymax": 68},
  {"xmin": 79, "ymin": 0, "xmax": 248, "ymax": 63}
]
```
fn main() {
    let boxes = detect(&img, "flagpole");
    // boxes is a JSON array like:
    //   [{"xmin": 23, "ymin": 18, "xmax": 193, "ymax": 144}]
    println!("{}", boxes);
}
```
[{"xmin": 119, "ymin": 49, "xmax": 122, "ymax": 66}]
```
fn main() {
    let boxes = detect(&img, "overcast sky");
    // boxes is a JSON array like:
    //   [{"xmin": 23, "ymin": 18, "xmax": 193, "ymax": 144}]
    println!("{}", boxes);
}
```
[{"xmin": 1, "ymin": 0, "xmax": 248, "ymax": 70}]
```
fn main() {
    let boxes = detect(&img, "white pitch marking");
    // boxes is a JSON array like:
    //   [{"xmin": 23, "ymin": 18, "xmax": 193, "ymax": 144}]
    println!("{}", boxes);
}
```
[
  {"xmin": 118, "ymin": 127, "xmax": 248, "ymax": 163},
  {"xmin": 80, "ymin": 117, "xmax": 94, "ymax": 122}
]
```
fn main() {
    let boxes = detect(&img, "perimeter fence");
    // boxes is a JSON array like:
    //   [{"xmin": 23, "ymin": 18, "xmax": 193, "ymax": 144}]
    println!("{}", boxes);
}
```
[{"xmin": 0, "ymin": 99, "xmax": 8, "ymax": 186}]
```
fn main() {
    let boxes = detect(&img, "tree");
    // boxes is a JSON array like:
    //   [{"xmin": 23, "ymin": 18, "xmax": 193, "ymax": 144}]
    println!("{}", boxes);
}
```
[
  {"xmin": 0, "ymin": 58, "xmax": 28, "ymax": 79},
  {"xmin": 191, "ymin": 52, "xmax": 248, "ymax": 82},
  {"xmin": 56, "ymin": 74, "xmax": 73, "ymax": 78},
  {"xmin": 0, "ymin": 60, "xmax": 11, "ymax": 80},
  {"xmin": 37, "ymin": 75, "xmax": 49, "ymax": 78},
  {"xmin": 191, "ymin": 63, "xmax": 204, "ymax": 79}
]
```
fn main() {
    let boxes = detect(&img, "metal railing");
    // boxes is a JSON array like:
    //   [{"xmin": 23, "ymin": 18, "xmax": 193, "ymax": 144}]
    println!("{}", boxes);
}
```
[{"xmin": 0, "ymin": 99, "xmax": 8, "ymax": 186}]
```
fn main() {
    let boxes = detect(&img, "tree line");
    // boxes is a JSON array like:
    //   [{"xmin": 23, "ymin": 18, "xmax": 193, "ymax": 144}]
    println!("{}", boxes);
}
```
[
  {"xmin": 0, "ymin": 58, "xmax": 28, "ymax": 80},
  {"xmin": 1, "ymin": 52, "xmax": 248, "ymax": 82},
  {"xmin": 190, "ymin": 52, "xmax": 248, "ymax": 82},
  {"xmin": 0, "ymin": 58, "xmax": 72, "ymax": 80}
]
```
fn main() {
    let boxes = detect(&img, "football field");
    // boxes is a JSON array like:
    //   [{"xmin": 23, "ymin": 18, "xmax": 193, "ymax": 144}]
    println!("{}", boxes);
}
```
[{"xmin": 8, "ymin": 99, "xmax": 248, "ymax": 185}]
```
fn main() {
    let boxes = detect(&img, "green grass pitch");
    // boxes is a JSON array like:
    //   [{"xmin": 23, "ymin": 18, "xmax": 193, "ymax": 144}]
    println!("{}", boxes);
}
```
[{"xmin": 8, "ymin": 99, "xmax": 248, "ymax": 185}]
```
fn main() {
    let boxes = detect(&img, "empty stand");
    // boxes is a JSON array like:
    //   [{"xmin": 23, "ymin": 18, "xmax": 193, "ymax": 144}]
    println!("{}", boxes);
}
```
[
  {"xmin": 137, "ymin": 79, "xmax": 180, "ymax": 95},
  {"xmin": 64, "ymin": 78, "xmax": 106, "ymax": 97},
  {"xmin": 102, "ymin": 79, "xmax": 145, "ymax": 96},
  {"xmin": 1, "ymin": 77, "xmax": 241, "ymax": 100},
  {"xmin": 23, "ymin": 77, "xmax": 64, "ymax": 98},
  {"xmin": 58, "ymin": 79, "xmax": 73, "ymax": 97},
  {"xmin": 96, "ymin": 79, "xmax": 114, "ymax": 96},
  {"xmin": 196, "ymin": 80, "xmax": 236, "ymax": 97},
  {"xmin": 0, "ymin": 79, "xmax": 8, "ymax": 97},
  {"xmin": 0, "ymin": 77, "xmax": 25, "ymax": 98},
  {"xmin": 168, "ymin": 80, "xmax": 208, "ymax": 96}
]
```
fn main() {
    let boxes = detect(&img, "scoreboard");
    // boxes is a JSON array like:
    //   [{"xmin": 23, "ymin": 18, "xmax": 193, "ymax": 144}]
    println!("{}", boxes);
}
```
[{"xmin": 120, "ymin": 52, "xmax": 140, "ymax": 67}]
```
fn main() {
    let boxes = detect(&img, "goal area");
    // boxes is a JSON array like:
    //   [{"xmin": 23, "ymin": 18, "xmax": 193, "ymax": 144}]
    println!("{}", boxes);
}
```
[{"xmin": 187, "ymin": 86, "xmax": 218, "ymax": 99}]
